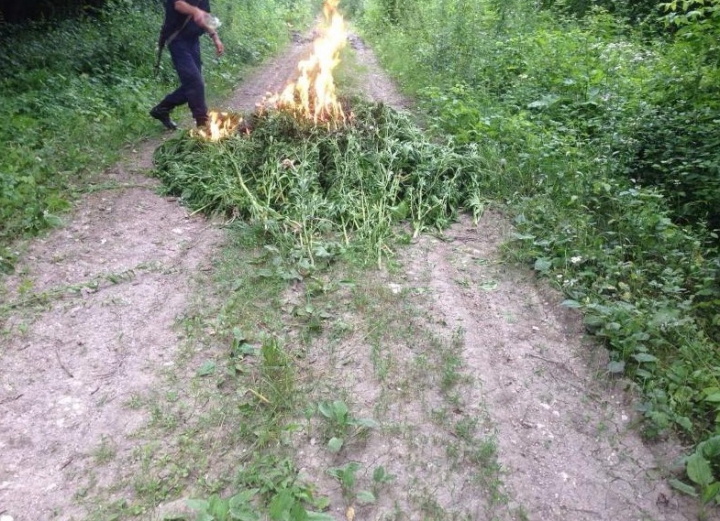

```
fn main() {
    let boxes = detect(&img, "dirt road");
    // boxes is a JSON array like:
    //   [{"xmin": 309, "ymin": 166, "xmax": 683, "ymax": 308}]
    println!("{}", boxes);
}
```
[{"xmin": 0, "ymin": 30, "xmax": 698, "ymax": 521}]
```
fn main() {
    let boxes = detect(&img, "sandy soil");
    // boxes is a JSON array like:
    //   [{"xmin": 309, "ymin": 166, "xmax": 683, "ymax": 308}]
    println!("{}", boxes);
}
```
[
  {"xmin": 0, "ymin": 147, "xmax": 223, "ymax": 521},
  {"xmin": 407, "ymin": 214, "xmax": 694, "ymax": 520},
  {"xmin": 0, "ymin": 29, "xmax": 700, "ymax": 521}
]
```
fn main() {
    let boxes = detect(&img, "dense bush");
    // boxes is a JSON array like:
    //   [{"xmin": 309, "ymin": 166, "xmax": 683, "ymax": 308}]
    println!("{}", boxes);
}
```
[
  {"xmin": 0, "ymin": 0, "xmax": 163, "ymax": 264},
  {"xmin": 625, "ymin": 1, "xmax": 720, "ymax": 233},
  {"xmin": 628, "ymin": 102, "xmax": 720, "ymax": 231},
  {"xmin": 0, "ymin": 0, "xmax": 107, "ymax": 23},
  {"xmin": 540, "ymin": 0, "xmax": 665, "ymax": 23}
]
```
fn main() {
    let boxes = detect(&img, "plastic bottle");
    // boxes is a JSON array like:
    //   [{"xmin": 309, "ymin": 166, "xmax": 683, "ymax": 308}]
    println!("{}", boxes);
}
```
[{"xmin": 204, "ymin": 14, "xmax": 221, "ymax": 31}]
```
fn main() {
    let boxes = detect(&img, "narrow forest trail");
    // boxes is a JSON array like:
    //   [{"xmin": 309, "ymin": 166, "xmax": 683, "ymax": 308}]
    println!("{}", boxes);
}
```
[{"xmin": 0, "ymin": 29, "xmax": 700, "ymax": 521}]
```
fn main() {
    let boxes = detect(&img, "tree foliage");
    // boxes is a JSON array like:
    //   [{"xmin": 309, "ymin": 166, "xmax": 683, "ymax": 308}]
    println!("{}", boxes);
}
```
[
  {"xmin": 540, "ymin": 0, "xmax": 666, "ymax": 22},
  {"xmin": 0, "ymin": 0, "xmax": 110, "ymax": 23}
]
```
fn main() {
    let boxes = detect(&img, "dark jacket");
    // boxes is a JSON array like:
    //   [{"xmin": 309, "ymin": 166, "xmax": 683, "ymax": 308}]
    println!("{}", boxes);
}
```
[{"xmin": 161, "ymin": 0, "xmax": 211, "ymax": 42}]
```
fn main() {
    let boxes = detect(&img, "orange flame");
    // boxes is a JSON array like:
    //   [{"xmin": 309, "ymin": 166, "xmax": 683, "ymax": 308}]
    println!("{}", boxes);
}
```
[
  {"xmin": 194, "ymin": 111, "xmax": 244, "ymax": 141},
  {"xmin": 265, "ymin": 0, "xmax": 347, "ymax": 125},
  {"xmin": 194, "ymin": 0, "xmax": 347, "ymax": 141}
]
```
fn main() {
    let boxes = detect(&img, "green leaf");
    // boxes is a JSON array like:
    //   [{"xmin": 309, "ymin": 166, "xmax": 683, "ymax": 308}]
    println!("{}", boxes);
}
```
[
  {"xmin": 534, "ymin": 257, "xmax": 552, "ymax": 273},
  {"xmin": 632, "ymin": 353, "xmax": 658, "ymax": 363},
  {"xmin": 635, "ymin": 369, "xmax": 653, "ymax": 379},
  {"xmin": 229, "ymin": 505, "xmax": 260, "ymax": 521},
  {"xmin": 607, "ymin": 360, "xmax": 625, "ymax": 374},
  {"xmin": 511, "ymin": 233, "xmax": 535, "ymax": 240},
  {"xmin": 229, "ymin": 488, "xmax": 260, "ymax": 519},
  {"xmin": 701, "ymin": 482, "xmax": 720, "ymax": 504},
  {"xmin": 704, "ymin": 393, "xmax": 720, "ymax": 403},
  {"xmin": 675, "ymin": 416, "xmax": 693, "ymax": 432},
  {"xmin": 43, "ymin": 212, "xmax": 64, "ymax": 228},
  {"xmin": 328, "ymin": 437, "xmax": 344, "ymax": 453},
  {"xmin": 289, "ymin": 503, "xmax": 309, "ymax": 521},
  {"xmin": 197, "ymin": 360, "xmax": 216, "ymax": 377},
  {"xmin": 332, "ymin": 400, "xmax": 349, "ymax": 418},
  {"xmin": 209, "ymin": 494, "xmax": 230, "ymax": 518},
  {"xmin": 356, "ymin": 490, "xmax": 376, "ymax": 504},
  {"xmin": 699, "ymin": 436, "xmax": 720, "ymax": 459},
  {"xmin": 268, "ymin": 490, "xmax": 294, "ymax": 520},
  {"xmin": 372, "ymin": 466, "xmax": 387, "ymax": 482},
  {"xmin": 669, "ymin": 478, "xmax": 698, "ymax": 497},
  {"xmin": 355, "ymin": 418, "xmax": 379, "ymax": 429},
  {"xmin": 687, "ymin": 453, "xmax": 714, "ymax": 487},
  {"xmin": 312, "ymin": 496, "xmax": 331, "ymax": 510},
  {"xmin": 318, "ymin": 402, "xmax": 332, "ymax": 419},
  {"xmin": 186, "ymin": 499, "xmax": 210, "ymax": 511},
  {"xmin": 561, "ymin": 299, "xmax": 582, "ymax": 309}
]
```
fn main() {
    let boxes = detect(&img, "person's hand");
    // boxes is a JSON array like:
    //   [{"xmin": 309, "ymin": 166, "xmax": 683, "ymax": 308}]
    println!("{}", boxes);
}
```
[
  {"xmin": 191, "ymin": 8, "xmax": 207, "ymax": 27},
  {"xmin": 213, "ymin": 35, "xmax": 224, "ymax": 56}
]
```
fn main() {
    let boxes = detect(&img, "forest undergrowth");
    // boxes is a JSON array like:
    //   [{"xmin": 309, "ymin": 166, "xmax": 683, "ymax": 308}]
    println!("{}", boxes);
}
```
[
  {"xmin": 3, "ymin": 0, "xmax": 720, "ymax": 514},
  {"xmin": 351, "ymin": 0, "xmax": 720, "ymax": 506}
]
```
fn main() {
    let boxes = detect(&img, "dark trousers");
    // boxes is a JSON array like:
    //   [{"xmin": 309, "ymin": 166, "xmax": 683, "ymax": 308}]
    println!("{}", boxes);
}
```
[{"xmin": 158, "ymin": 37, "xmax": 208, "ymax": 125}]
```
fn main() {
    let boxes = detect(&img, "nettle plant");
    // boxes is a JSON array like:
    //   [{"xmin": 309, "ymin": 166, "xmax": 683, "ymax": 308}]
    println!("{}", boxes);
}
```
[
  {"xmin": 671, "ymin": 435, "xmax": 720, "ymax": 506},
  {"xmin": 317, "ymin": 400, "xmax": 378, "ymax": 454}
]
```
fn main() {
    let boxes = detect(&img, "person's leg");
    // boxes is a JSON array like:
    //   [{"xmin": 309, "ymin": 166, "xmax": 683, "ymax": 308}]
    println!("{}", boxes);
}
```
[
  {"xmin": 150, "ymin": 38, "xmax": 208, "ymax": 129},
  {"xmin": 170, "ymin": 38, "xmax": 208, "ymax": 127},
  {"xmin": 187, "ymin": 38, "xmax": 208, "ymax": 127},
  {"xmin": 149, "ymin": 50, "xmax": 188, "ymax": 130}
]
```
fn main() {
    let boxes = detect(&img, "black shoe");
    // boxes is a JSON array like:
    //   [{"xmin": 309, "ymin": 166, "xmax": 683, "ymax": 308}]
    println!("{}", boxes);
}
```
[{"xmin": 150, "ymin": 106, "xmax": 178, "ymax": 130}]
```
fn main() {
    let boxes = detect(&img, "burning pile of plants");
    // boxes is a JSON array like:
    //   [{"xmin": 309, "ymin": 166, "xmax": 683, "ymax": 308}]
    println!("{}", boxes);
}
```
[
  {"xmin": 152, "ymin": 101, "xmax": 489, "ymax": 266},
  {"xmin": 152, "ymin": 0, "xmax": 490, "ymax": 266}
]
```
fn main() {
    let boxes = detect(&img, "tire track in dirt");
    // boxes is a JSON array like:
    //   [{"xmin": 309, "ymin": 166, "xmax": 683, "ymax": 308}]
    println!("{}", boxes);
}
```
[
  {"xmin": 0, "ymin": 27, "xmax": 700, "ymax": 521},
  {"xmin": 0, "ymin": 151, "xmax": 223, "ymax": 520},
  {"xmin": 408, "ymin": 212, "xmax": 697, "ymax": 520}
]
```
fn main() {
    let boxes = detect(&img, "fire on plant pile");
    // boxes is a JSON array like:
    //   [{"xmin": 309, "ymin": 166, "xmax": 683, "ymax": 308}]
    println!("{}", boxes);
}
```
[{"xmin": 195, "ymin": 0, "xmax": 348, "ymax": 142}]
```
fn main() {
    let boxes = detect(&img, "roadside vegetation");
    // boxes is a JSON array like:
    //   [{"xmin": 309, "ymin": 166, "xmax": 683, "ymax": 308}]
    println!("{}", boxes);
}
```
[
  {"xmin": 353, "ymin": 0, "xmax": 720, "ymax": 505},
  {"xmin": 0, "ymin": 0, "xmax": 313, "ymax": 272},
  {"xmin": 3, "ymin": 0, "xmax": 720, "ymax": 517}
]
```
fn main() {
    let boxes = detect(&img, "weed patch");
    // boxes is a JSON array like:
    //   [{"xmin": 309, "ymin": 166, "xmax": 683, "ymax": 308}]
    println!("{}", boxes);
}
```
[{"xmin": 152, "ymin": 100, "xmax": 489, "ymax": 268}]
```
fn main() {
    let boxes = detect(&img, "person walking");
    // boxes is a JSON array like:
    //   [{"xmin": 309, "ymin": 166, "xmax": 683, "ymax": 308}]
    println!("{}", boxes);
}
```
[{"xmin": 150, "ymin": 0, "xmax": 224, "ymax": 130}]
